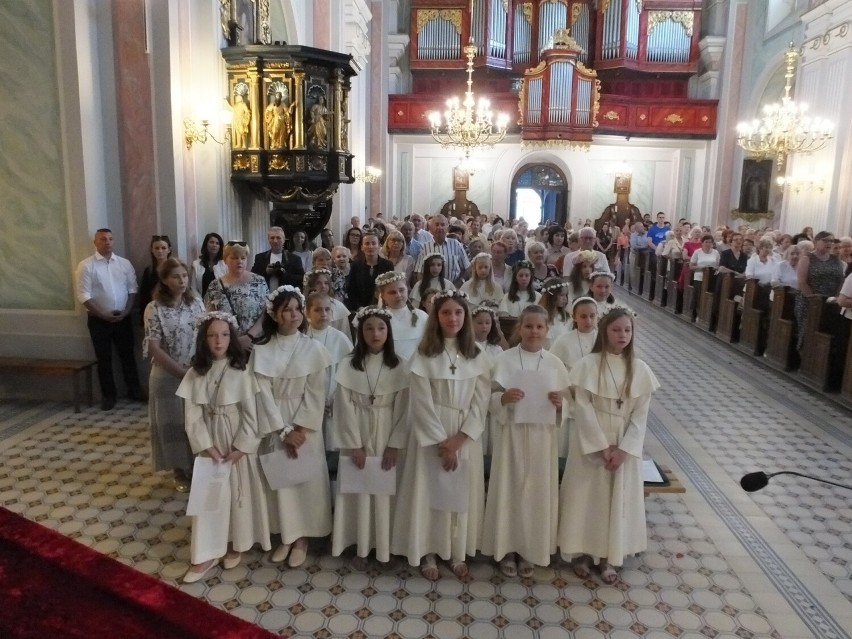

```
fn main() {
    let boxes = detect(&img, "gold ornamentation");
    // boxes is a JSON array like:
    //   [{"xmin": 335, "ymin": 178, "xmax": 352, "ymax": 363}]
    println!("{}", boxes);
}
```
[
  {"xmin": 731, "ymin": 210, "xmax": 774, "ymax": 223},
  {"xmin": 525, "ymin": 60, "xmax": 548, "ymax": 76},
  {"xmin": 232, "ymin": 154, "xmax": 250, "ymax": 170},
  {"xmin": 521, "ymin": 139, "xmax": 591, "ymax": 151},
  {"xmin": 600, "ymin": 0, "xmax": 611, "ymax": 14},
  {"xmin": 521, "ymin": 2, "xmax": 533, "ymax": 24},
  {"xmin": 647, "ymin": 11, "xmax": 694, "ymax": 37},
  {"xmin": 604, "ymin": 110, "xmax": 619, "ymax": 121},
  {"xmin": 570, "ymin": 3, "xmax": 582, "ymax": 25},
  {"xmin": 591, "ymin": 78, "xmax": 601, "ymax": 127},
  {"xmin": 265, "ymin": 62, "xmax": 293, "ymax": 70},
  {"xmin": 551, "ymin": 28, "xmax": 584, "ymax": 52},
  {"xmin": 250, "ymin": 155, "xmax": 259, "ymax": 173},
  {"xmin": 269, "ymin": 154, "xmax": 289, "ymax": 170},
  {"xmin": 416, "ymin": 9, "xmax": 462, "ymax": 34},
  {"xmin": 665, "ymin": 113, "xmax": 684, "ymax": 124}
]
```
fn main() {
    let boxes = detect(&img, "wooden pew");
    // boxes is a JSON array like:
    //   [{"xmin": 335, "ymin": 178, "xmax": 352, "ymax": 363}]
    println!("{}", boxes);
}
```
[
  {"xmin": 665, "ymin": 259, "xmax": 684, "ymax": 315},
  {"xmin": 695, "ymin": 270, "xmax": 716, "ymax": 331},
  {"xmin": 499, "ymin": 316, "xmax": 517, "ymax": 342},
  {"xmin": 765, "ymin": 286, "xmax": 798, "ymax": 371},
  {"xmin": 630, "ymin": 250, "xmax": 648, "ymax": 296},
  {"xmin": 653, "ymin": 256, "xmax": 668, "ymax": 307},
  {"xmin": 716, "ymin": 273, "xmax": 745, "ymax": 343},
  {"xmin": 645, "ymin": 254, "xmax": 658, "ymax": 302},
  {"xmin": 738, "ymin": 279, "xmax": 771, "ymax": 356},
  {"xmin": 798, "ymin": 295, "xmax": 834, "ymax": 390},
  {"xmin": 682, "ymin": 268, "xmax": 711, "ymax": 323}
]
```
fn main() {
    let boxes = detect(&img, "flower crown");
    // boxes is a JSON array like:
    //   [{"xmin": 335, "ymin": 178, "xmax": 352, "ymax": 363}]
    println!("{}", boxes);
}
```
[
  {"xmin": 421, "ymin": 251, "xmax": 445, "ymax": 263},
  {"xmin": 472, "ymin": 252, "xmax": 491, "ymax": 261},
  {"xmin": 352, "ymin": 305, "xmax": 392, "ymax": 329},
  {"xmin": 471, "ymin": 304, "xmax": 498, "ymax": 320},
  {"xmin": 514, "ymin": 260, "xmax": 533, "ymax": 270},
  {"xmin": 589, "ymin": 271, "xmax": 615, "ymax": 280},
  {"xmin": 265, "ymin": 285, "xmax": 305, "ymax": 316},
  {"xmin": 303, "ymin": 268, "xmax": 333, "ymax": 287},
  {"xmin": 433, "ymin": 289, "xmax": 469, "ymax": 303},
  {"xmin": 574, "ymin": 250, "xmax": 598, "ymax": 265},
  {"xmin": 540, "ymin": 279, "xmax": 568, "ymax": 294},
  {"xmin": 601, "ymin": 302, "xmax": 638, "ymax": 319},
  {"xmin": 571, "ymin": 296, "xmax": 597, "ymax": 312},
  {"xmin": 375, "ymin": 270, "xmax": 407, "ymax": 288},
  {"xmin": 195, "ymin": 310, "xmax": 238, "ymax": 330}
]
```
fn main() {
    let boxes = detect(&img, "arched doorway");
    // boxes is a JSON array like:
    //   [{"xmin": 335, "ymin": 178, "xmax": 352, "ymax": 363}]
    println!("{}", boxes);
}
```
[{"xmin": 509, "ymin": 164, "xmax": 570, "ymax": 227}]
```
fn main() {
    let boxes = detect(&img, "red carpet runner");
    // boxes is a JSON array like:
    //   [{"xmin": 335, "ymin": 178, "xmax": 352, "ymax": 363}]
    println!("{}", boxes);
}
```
[{"xmin": 0, "ymin": 507, "xmax": 278, "ymax": 638}]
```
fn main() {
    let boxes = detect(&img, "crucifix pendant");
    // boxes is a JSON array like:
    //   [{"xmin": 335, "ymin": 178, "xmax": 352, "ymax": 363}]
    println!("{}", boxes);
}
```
[
  {"xmin": 449, "ymin": 363, "xmax": 457, "ymax": 374},
  {"xmin": 616, "ymin": 399, "xmax": 624, "ymax": 409},
  {"xmin": 369, "ymin": 394, "xmax": 375, "ymax": 404}
]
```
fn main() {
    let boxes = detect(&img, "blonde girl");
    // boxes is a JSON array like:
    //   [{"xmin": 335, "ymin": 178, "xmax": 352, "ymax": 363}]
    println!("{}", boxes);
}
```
[
  {"xmin": 375, "ymin": 270, "xmax": 428, "ymax": 359},
  {"xmin": 460, "ymin": 253, "xmax": 503, "ymax": 306}
]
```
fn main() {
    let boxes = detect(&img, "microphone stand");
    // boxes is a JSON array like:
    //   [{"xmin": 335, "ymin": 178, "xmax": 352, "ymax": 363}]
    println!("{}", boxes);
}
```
[{"xmin": 741, "ymin": 470, "xmax": 852, "ymax": 492}]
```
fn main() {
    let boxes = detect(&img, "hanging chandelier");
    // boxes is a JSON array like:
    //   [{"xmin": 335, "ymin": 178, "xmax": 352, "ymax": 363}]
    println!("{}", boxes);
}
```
[
  {"xmin": 427, "ymin": 38, "xmax": 510, "ymax": 160},
  {"xmin": 736, "ymin": 44, "xmax": 833, "ymax": 169}
]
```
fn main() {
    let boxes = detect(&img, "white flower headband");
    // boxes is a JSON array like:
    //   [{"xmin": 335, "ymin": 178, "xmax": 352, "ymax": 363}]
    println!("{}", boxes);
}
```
[
  {"xmin": 421, "ymin": 251, "xmax": 445, "ymax": 263},
  {"xmin": 540, "ymin": 279, "xmax": 568, "ymax": 294},
  {"xmin": 589, "ymin": 271, "xmax": 615, "ymax": 280},
  {"xmin": 265, "ymin": 285, "xmax": 305, "ymax": 316},
  {"xmin": 433, "ymin": 289, "xmax": 469, "ymax": 303},
  {"xmin": 352, "ymin": 305, "xmax": 392, "ymax": 329},
  {"xmin": 195, "ymin": 310, "xmax": 239, "ymax": 330},
  {"xmin": 601, "ymin": 302, "xmax": 638, "ymax": 319},
  {"xmin": 304, "ymin": 268, "xmax": 333, "ymax": 286},
  {"xmin": 471, "ymin": 304, "xmax": 498, "ymax": 320},
  {"xmin": 375, "ymin": 270, "xmax": 407, "ymax": 288}
]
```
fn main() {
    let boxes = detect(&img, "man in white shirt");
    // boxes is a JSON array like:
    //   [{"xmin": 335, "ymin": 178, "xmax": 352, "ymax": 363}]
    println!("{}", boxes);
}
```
[
  {"xmin": 75, "ymin": 228, "xmax": 143, "ymax": 410},
  {"xmin": 414, "ymin": 214, "xmax": 471, "ymax": 285},
  {"xmin": 409, "ymin": 213, "xmax": 434, "ymax": 244},
  {"xmin": 562, "ymin": 227, "xmax": 611, "ymax": 276}
]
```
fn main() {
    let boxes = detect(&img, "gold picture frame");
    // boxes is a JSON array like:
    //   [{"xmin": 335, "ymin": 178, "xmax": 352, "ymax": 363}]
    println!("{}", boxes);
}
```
[{"xmin": 220, "ymin": 0, "xmax": 270, "ymax": 46}]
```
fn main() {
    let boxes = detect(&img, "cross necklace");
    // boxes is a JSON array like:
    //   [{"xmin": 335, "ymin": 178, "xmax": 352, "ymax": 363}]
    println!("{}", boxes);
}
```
[
  {"xmin": 518, "ymin": 347, "xmax": 543, "ymax": 371},
  {"xmin": 366, "ymin": 359, "xmax": 384, "ymax": 404},
  {"xmin": 444, "ymin": 348, "xmax": 460, "ymax": 374},
  {"xmin": 604, "ymin": 356, "xmax": 626, "ymax": 409}
]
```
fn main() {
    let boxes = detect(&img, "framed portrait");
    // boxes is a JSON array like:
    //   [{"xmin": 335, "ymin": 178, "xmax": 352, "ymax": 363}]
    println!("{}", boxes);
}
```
[
  {"xmin": 453, "ymin": 166, "xmax": 470, "ymax": 191},
  {"xmin": 737, "ymin": 159, "xmax": 772, "ymax": 213}
]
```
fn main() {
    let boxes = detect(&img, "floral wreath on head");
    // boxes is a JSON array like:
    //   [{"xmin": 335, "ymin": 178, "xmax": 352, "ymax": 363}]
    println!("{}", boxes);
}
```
[
  {"xmin": 421, "ymin": 250, "xmax": 445, "ymax": 263},
  {"xmin": 352, "ymin": 305, "xmax": 392, "ymax": 329},
  {"xmin": 195, "ymin": 310, "xmax": 239, "ymax": 330},
  {"xmin": 433, "ymin": 289, "xmax": 469, "ymax": 303},
  {"xmin": 589, "ymin": 271, "xmax": 615, "ymax": 281},
  {"xmin": 539, "ymin": 279, "xmax": 569, "ymax": 295},
  {"xmin": 600, "ymin": 302, "xmax": 638, "ymax": 319},
  {"xmin": 265, "ymin": 285, "xmax": 305, "ymax": 317},
  {"xmin": 571, "ymin": 296, "xmax": 597, "ymax": 312},
  {"xmin": 513, "ymin": 260, "xmax": 533, "ymax": 270},
  {"xmin": 303, "ymin": 268, "xmax": 333, "ymax": 287},
  {"xmin": 374, "ymin": 270, "xmax": 407, "ymax": 288},
  {"xmin": 573, "ymin": 250, "xmax": 598, "ymax": 265},
  {"xmin": 471, "ymin": 303, "xmax": 498, "ymax": 320}
]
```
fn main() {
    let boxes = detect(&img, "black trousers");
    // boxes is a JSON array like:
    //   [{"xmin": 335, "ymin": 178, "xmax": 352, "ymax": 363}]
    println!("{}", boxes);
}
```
[{"xmin": 87, "ymin": 315, "xmax": 141, "ymax": 399}]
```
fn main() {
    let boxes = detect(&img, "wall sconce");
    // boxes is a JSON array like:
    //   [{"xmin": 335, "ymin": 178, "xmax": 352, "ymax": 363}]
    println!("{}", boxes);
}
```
[
  {"xmin": 184, "ymin": 101, "xmax": 234, "ymax": 150},
  {"xmin": 776, "ymin": 175, "xmax": 826, "ymax": 193},
  {"xmin": 354, "ymin": 165, "xmax": 382, "ymax": 183}
]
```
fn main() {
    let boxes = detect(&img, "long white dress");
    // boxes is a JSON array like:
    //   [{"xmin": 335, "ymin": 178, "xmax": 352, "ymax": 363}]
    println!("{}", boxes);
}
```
[
  {"xmin": 545, "ymin": 315, "xmax": 572, "ymax": 349},
  {"xmin": 331, "ymin": 354, "xmax": 411, "ymax": 561},
  {"xmin": 481, "ymin": 348, "xmax": 570, "ymax": 566},
  {"xmin": 176, "ymin": 360, "xmax": 272, "ymax": 564},
  {"xmin": 252, "ymin": 333, "xmax": 333, "ymax": 543},
  {"xmin": 476, "ymin": 340, "xmax": 503, "ymax": 455},
  {"xmin": 557, "ymin": 352, "xmax": 660, "ymax": 566},
  {"xmin": 306, "ymin": 325, "xmax": 353, "ymax": 450},
  {"xmin": 328, "ymin": 297, "xmax": 351, "ymax": 336},
  {"xmin": 459, "ymin": 279, "xmax": 503, "ymax": 306},
  {"xmin": 550, "ymin": 329, "xmax": 598, "ymax": 458},
  {"xmin": 390, "ymin": 338, "xmax": 491, "ymax": 565},
  {"xmin": 498, "ymin": 291, "xmax": 542, "ymax": 317},
  {"xmin": 384, "ymin": 305, "xmax": 428, "ymax": 360}
]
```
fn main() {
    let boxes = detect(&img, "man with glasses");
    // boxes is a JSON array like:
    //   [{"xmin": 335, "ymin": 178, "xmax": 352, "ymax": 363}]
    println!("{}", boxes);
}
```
[
  {"xmin": 561, "ymin": 227, "xmax": 611, "ymax": 277},
  {"xmin": 251, "ymin": 226, "xmax": 304, "ymax": 289},
  {"xmin": 75, "ymin": 228, "xmax": 144, "ymax": 410}
]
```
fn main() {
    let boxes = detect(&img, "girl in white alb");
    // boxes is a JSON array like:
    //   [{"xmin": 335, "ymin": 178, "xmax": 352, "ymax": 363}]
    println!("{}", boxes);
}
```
[
  {"xmin": 538, "ymin": 277, "xmax": 572, "ymax": 347},
  {"xmin": 177, "ymin": 312, "xmax": 272, "ymax": 583},
  {"xmin": 304, "ymin": 268, "xmax": 351, "ymax": 335},
  {"xmin": 251, "ymin": 286, "xmax": 333, "ymax": 569},
  {"xmin": 375, "ymin": 270, "xmax": 428, "ymax": 360},
  {"xmin": 460, "ymin": 253, "xmax": 503, "ymax": 306},
  {"xmin": 498, "ymin": 261, "xmax": 542, "ymax": 317},
  {"xmin": 332, "ymin": 306, "xmax": 411, "ymax": 569}
]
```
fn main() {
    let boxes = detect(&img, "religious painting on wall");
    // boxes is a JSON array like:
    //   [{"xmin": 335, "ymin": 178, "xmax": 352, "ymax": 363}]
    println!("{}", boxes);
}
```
[
  {"xmin": 737, "ymin": 159, "xmax": 772, "ymax": 214},
  {"xmin": 220, "ymin": 0, "xmax": 270, "ymax": 45}
]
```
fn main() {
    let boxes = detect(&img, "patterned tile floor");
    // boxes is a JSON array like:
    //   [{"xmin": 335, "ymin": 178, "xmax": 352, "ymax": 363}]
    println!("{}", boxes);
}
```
[{"xmin": 1, "ymin": 296, "xmax": 850, "ymax": 638}]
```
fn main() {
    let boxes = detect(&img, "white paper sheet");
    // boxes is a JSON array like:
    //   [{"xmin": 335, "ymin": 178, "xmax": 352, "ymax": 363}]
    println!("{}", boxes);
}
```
[
  {"xmin": 424, "ymin": 449, "xmax": 468, "ymax": 512},
  {"xmin": 512, "ymin": 369, "xmax": 558, "ymax": 424},
  {"xmin": 642, "ymin": 458, "xmax": 666, "ymax": 484},
  {"xmin": 337, "ymin": 456, "xmax": 397, "ymax": 496},
  {"xmin": 260, "ymin": 440, "xmax": 324, "ymax": 490},
  {"xmin": 186, "ymin": 456, "xmax": 232, "ymax": 516}
]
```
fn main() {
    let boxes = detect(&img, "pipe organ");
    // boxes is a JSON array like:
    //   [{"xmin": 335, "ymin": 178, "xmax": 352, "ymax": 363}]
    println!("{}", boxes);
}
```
[{"xmin": 393, "ymin": 0, "xmax": 715, "ymax": 140}]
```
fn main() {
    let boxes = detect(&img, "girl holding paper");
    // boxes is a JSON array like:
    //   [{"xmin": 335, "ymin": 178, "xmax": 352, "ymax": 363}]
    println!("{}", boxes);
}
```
[
  {"xmin": 390, "ymin": 290, "xmax": 491, "ymax": 580},
  {"xmin": 331, "ymin": 306, "xmax": 410, "ymax": 569},
  {"xmin": 557, "ymin": 305, "xmax": 659, "ymax": 585},
  {"xmin": 482, "ymin": 305, "xmax": 569, "ymax": 578},
  {"xmin": 177, "ymin": 312, "xmax": 272, "ymax": 583},
  {"xmin": 252, "ymin": 285, "xmax": 333, "ymax": 568}
]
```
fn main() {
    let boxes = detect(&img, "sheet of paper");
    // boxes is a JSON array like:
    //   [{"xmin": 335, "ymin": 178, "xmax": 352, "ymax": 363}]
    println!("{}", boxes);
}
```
[
  {"xmin": 260, "ymin": 440, "xmax": 324, "ymax": 490},
  {"xmin": 425, "ymin": 450, "xmax": 468, "ymax": 512},
  {"xmin": 186, "ymin": 457, "xmax": 231, "ymax": 516},
  {"xmin": 512, "ymin": 369, "xmax": 558, "ymax": 424},
  {"xmin": 642, "ymin": 458, "xmax": 666, "ymax": 484},
  {"xmin": 337, "ymin": 456, "xmax": 397, "ymax": 496}
]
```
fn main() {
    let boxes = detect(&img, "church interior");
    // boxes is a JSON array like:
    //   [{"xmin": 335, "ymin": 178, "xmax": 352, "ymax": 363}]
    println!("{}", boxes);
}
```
[{"xmin": 1, "ymin": 0, "xmax": 851, "ymax": 637}]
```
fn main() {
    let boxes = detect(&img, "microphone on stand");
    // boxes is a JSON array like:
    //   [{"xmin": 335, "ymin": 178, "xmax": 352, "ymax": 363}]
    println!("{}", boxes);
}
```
[{"xmin": 740, "ymin": 471, "xmax": 852, "ymax": 493}]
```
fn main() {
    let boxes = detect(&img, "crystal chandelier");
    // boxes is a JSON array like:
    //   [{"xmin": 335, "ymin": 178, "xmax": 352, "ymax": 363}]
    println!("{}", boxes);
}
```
[
  {"xmin": 736, "ymin": 45, "xmax": 833, "ymax": 169},
  {"xmin": 428, "ymin": 39, "xmax": 510, "ymax": 160}
]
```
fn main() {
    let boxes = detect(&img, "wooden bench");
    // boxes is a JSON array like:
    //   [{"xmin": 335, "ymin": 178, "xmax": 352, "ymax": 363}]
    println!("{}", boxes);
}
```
[
  {"xmin": 0, "ymin": 358, "xmax": 97, "ymax": 413},
  {"xmin": 645, "ymin": 465, "xmax": 686, "ymax": 497}
]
